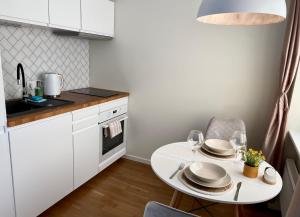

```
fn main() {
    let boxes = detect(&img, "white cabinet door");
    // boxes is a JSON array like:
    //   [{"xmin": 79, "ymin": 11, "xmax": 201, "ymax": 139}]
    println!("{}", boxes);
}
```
[
  {"xmin": 9, "ymin": 114, "xmax": 73, "ymax": 217},
  {"xmin": 49, "ymin": 0, "xmax": 81, "ymax": 31},
  {"xmin": 81, "ymin": 0, "xmax": 114, "ymax": 37},
  {"xmin": 0, "ymin": 128, "xmax": 15, "ymax": 217},
  {"xmin": 73, "ymin": 124, "xmax": 99, "ymax": 189},
  {"xmin": 0, "ymin": 0, "xmax": 48, "ymax": 26}
]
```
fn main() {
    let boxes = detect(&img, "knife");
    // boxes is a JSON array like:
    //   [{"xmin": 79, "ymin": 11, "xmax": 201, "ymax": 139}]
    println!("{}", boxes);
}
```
[{"xmin": 234, "ymin": 182, "xmax": 242, "ymax": 201}]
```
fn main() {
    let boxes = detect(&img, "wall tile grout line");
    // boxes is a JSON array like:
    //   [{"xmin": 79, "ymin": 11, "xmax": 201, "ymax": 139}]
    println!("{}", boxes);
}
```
[{"xmin": 0, "ymin": 25, "xmax": 90, "ymax": 99}]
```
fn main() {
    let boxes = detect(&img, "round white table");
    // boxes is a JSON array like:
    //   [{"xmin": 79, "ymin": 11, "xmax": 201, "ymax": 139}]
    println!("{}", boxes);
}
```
[{"xmin": 151, "ymin": 142, "xmax": 282, "ymax": 206}]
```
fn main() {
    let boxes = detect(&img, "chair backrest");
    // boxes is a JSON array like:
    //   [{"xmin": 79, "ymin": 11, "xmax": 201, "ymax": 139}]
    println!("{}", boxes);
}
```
[
  {"xmin": 205, "ymin": 117, "xmax": 246, "ymax": 141},
  {"xmin": 143, "ymin": 202, "xmax": 200, "ymax": 217}
]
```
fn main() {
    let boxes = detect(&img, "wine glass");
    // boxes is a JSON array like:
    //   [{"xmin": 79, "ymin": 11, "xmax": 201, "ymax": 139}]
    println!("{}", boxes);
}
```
[
  {"xmin": 230, "ymin": 130, "xmax": 247, "ymax": 160},
  {"xmin": 187, "ymin": 130, "xmax": 204, "ymax": 153}
]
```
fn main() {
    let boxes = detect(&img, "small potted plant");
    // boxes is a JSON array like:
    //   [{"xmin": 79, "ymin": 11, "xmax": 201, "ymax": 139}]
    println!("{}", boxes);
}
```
[{"xmin": 243, "ymin": 148, "xmax": 265, "ymax": 178}]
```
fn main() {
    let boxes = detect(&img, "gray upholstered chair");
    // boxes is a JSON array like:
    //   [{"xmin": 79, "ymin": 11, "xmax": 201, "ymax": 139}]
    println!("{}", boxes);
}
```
[
  {"xmin": 205, "ymin": 117, "xmax": 246, "ymax": 141},
  {"xmin": 143, "ymin": 202, "xmax": 200, "ymax": 217}
]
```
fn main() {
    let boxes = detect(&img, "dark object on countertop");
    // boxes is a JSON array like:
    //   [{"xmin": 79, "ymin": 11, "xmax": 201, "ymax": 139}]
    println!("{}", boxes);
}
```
[
  {"xmin": 5, "ymin": 98, "xmax": 74, "ymax": 118},
  {"xmin": 17, "ymin": 63, "xmax": 26, "ymax": 97},
  {"xmin": 35, "ymin": 80, "xmax": 44, "ymax": 96},
  {"xmin": 70, "ymin": 87, "xmax": 119, "ymax": 98},
  {"xmin": 28, "ymin": 98, "xmax": 73, "ymax": 108},
  {"xmin": 17, "ymin": 63, "xmax": 25, "ymax": 88},
  {"xmin": 29, "ymin": 96, "xmax": 44, "ymax": 102}
]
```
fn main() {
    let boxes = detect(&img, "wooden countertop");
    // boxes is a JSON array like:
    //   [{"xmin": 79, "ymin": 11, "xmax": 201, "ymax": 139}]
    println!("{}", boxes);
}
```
[{"xmin": 7, "ymin": 89, "xmax": 129, "ymax": 127}]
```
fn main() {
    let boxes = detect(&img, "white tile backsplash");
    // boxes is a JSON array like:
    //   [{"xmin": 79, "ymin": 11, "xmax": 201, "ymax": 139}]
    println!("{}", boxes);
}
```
[{"xmin": 0, "ymin": 25, "xmax": 89, "ymax": 99}]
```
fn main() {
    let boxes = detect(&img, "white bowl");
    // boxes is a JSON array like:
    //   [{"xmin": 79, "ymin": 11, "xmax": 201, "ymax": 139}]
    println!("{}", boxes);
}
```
[
  {"xmin": 202, "ymin": 143, "xmax": 235, "ymax": 156},
  {"xmin": 184, "ymin": 168, "xmax": 231, "ymax": 188},
  {"xmin": 188, "ymin": 162, "xmax": 227, "ymax": 183},
  {"xmin": 205, "ymin": 139, "xmax": 234, "ymax": 154}
]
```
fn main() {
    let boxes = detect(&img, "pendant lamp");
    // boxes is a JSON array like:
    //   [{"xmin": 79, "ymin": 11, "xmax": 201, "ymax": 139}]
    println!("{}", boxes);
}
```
[{"xmin": 197, "ymin": 0, "xmax": 287, "ymax": 25}]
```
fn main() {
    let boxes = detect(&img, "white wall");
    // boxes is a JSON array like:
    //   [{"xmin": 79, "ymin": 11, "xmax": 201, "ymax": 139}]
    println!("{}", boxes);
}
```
[{"xmin": 90, "ymin": 0, "xmax": 287, "ymax": 160}]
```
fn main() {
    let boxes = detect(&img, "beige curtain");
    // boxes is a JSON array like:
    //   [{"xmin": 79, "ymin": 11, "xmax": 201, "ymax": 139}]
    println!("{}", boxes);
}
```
[{"xmin": 263, "ymin": 0, "xmax": 300, "ymax": 170}]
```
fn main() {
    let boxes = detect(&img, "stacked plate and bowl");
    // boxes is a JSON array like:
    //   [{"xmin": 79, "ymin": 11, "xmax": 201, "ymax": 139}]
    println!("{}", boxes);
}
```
[
  {"xmin": 200, "ymin": 139, "xmax": 236, "ymax": 159},
  {"xmin": 179, "ymin": 161, "xmax": 233, "ymax": 195}
]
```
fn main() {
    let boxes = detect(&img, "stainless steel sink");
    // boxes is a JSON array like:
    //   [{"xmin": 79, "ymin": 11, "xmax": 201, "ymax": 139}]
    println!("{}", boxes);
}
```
[{"xmin": 6, "ymin": 98, "xmax": 74, "ymax": 118}]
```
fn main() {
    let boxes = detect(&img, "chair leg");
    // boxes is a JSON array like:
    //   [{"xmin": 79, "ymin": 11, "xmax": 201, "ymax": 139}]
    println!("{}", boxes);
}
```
[
  {"xmin": 170, "ymin": 190, "xmax": 183, "ymax": 208},
  {"xmin": 188, "ymin": 199, "xmax": 216, "ymax": 217}
]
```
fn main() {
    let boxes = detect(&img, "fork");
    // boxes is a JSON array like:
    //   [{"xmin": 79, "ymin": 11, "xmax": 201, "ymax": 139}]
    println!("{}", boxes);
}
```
[{"xmin": 169, "ymin": 162, "xmax": 185, "ymax": 179}]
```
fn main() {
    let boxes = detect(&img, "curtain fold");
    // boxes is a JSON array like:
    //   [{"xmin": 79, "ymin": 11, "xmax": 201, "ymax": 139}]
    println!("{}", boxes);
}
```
[{"xmin": 263, "ymin": 0, "xmax": 300, "ymax": 170}]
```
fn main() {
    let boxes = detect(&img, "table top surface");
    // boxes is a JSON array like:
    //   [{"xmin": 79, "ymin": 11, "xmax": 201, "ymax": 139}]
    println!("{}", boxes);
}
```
[{"xmin": 151, "ymin": 142, "xmax": 283, "ymax": 205}]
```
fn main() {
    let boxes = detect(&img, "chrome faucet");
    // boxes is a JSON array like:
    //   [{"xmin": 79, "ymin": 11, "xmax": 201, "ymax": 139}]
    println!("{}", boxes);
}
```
[{"xmin": 17, "ymin": 63, "xmax": 26, "ymax": 97}]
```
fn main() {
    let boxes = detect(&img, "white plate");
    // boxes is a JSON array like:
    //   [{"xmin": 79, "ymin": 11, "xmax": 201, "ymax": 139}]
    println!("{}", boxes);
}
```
[
  {"xmin": 178, "ymin": 171, "xmax": 234, "ymax": 196},
  {"xmin": 202, "ymin": 144, "xmax": 235, "ymax": 156},
  {"xmin": 199, "ymin": 147, "xmax": 236, "ymax": 161},
  {"xmin": 205, "ymin": 139, "xmax": 234, "ymax": 154},
  {"xmin": 188, "ymin": 162, "xmax": 227, "ymax": 183},
  {"xmin": 184, "ymin": 167, "xmax": 232, "ymax": 188}
]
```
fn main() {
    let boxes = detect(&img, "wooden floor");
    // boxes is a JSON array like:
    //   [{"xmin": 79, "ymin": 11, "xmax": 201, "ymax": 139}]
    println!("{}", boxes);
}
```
[{"xmin": 39, "ymin": 158, "xmax": 281, "ymax": 217}]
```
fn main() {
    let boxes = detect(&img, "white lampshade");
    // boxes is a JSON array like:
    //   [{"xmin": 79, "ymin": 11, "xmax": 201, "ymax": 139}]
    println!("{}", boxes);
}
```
[{"xmin": 197, "ymin": 0, "xmax": 287, "ymax": 25}]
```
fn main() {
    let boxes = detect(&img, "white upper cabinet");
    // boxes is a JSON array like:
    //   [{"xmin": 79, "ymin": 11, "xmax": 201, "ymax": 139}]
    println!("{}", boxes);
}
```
[
  {"xmin": 81, "ymin": 0, "xmax": 115, "ymax": 37},
  {"xmin": 0, "ymin": 0, "xmax": 115, "ymax": 38},
  {"xmin": 0, "ymin": 0, "xmax": 48, "ymax": 26},
  {"xmin": 49, "ymin": 0, "xmax": 81, "ymax": 31}
]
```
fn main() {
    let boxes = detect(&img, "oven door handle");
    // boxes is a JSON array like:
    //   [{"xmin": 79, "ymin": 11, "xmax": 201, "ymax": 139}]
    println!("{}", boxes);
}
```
[{"xmin": 100, "ymin": 116, "xmax": 128, "ymax": 129}]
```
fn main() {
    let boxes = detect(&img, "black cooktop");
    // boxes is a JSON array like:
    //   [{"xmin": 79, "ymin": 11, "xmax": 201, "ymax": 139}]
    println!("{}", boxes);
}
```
[{"xmin": 70, "ymin": 88, "xmax": 119, "ymax": 98}]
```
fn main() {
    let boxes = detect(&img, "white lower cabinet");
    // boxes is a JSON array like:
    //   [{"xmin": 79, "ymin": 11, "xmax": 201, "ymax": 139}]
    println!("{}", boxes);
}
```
[
  {"xmin": 9, "ymin": 114, "xmax": 73, "ymax": 217},
  {"xmin": 0, "ymin": 129, "xmax": 15, "ymax": 217},
  {"xmin": 72, "ymin": 106, "xmax": 100, "ymax": 189},
  {"xmin": 73, "ymin": 124, "xmax": 99, "ymax": 189}
]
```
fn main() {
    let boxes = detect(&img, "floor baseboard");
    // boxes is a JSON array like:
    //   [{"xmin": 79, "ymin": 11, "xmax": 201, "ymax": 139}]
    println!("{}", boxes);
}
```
[{"xmin": 123, "ymin": 154, "xmax": 150, "ymax": 165}]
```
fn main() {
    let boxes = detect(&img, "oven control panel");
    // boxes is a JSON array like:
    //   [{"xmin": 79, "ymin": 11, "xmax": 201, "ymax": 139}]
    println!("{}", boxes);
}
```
[{"xmin": 99, "ymin": 97, "xmax": 128, "ymax": 123}]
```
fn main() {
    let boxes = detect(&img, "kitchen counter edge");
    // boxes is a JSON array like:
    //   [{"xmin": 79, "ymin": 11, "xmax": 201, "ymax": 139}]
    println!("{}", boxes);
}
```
[{"xmin": 7, "ymin": 90, "xmax": 129, "ymax": 127}]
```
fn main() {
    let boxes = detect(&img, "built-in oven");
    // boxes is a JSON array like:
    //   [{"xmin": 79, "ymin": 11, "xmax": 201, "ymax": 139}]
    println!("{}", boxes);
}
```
[
  {"xmin": 100, "ymin": 114, "xmax": 128, "ymax": 155},
  {"xmin": 98, "ymin": 98, "xmax": 128, "ymax": 172}
]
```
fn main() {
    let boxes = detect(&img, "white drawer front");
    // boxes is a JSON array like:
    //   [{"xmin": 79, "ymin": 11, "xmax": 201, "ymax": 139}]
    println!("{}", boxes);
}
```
[
  {"xmin": 99, "ymin": 97, "xmax": 128, "ymax": 112},
  {"xmin": 72, "ymin": 106, "xmax": 99, "ymax": 121},
  {"xmin": 99, "ymin": 104, "xmax": 128, "ymax": 123},
  {"xmin": 73, "ymin": 115, "xmax": 99, "ymax": 132},
  {"xmin": 119, "ymin": 103, "xmax": 128, "ymax": 114}
]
